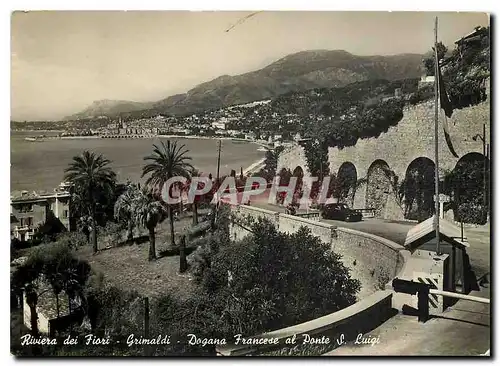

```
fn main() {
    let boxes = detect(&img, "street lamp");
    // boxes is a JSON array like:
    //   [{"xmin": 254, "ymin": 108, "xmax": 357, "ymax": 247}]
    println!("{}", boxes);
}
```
[{"xmin": 472, "ymin": 124, "xmax": 488, "ymax": 221}]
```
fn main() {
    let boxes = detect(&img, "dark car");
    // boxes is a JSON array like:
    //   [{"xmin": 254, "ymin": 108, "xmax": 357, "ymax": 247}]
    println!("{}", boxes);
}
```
[{"xmin": 320, "ymin": 203, "xmax": 362, "ymax": 222}]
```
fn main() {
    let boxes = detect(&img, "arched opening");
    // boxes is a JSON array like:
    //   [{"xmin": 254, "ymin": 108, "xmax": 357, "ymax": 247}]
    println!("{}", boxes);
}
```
[
  {"xmin": 276, "ymin": 168, "xmax": 293, "ymax": 204},
  {"xmin": 337, "ymin": 162, "xmax": 357, "ymax": 207},
  {"xmin": 292, "ymin": 166, "xmax": 304, "ymax": 201},
  {"xmin": 404, "ymin": 157, "xmax": 435, "ymax": 221},
  {"xmin": 446, "ymin": 152, "xmax": 489, "ymax": 224},
  {"xmin": 365, "ymin": 160, "xmax": 392, "ymax": 218}
]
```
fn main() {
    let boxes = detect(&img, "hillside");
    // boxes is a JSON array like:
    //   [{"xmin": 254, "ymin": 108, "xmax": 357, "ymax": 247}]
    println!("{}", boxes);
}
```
[
  {"xmin": 64, "ymin": 99, "xmax": 153, "ymax": 121},
  {"xmin": 66, "ymin": 50, "xmax": 423, "ymax": 120}
]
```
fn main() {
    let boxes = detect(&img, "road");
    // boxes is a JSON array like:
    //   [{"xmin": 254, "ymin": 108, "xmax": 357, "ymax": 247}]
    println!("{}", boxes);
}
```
[
  {"xmin": 323, "ymin": 285, "xmax": 490, "ymax": 356},
  {"xmin": 252, "ymin": 201, "xmax": 414, "ymax": 244}
]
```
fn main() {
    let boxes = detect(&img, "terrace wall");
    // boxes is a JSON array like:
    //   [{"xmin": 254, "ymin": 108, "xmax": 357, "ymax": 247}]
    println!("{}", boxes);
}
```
[{"xmin": 230, "ymin": 205, "xmax": 405, "ymax": 299}]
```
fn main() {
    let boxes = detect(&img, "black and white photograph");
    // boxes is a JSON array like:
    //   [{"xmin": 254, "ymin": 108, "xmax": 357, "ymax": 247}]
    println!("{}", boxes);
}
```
[{"xmin": 9, "ymin": 9, "xmax": 491, "ymax": 357}]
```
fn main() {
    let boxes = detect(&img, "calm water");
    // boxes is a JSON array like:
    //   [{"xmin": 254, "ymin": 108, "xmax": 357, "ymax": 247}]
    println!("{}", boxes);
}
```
[{"xmin": 11, "ymin": 131, "xmax": 265, "ymax": 192}]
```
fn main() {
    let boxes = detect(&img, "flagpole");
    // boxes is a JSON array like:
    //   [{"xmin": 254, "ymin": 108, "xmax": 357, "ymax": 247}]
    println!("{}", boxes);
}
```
[{"xmin": 434, "ymin": 17, "xmax": 441, "ymax": 255}]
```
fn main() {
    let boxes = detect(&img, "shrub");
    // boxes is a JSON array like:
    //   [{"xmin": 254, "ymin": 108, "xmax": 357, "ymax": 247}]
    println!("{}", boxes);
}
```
[
  {"xmin": 54, "ymin": 231, "xmax": 88, "ymax": 250},
  {"xmin": 202, "ymin": 218, "xmax": 361, "ymax": 336}
]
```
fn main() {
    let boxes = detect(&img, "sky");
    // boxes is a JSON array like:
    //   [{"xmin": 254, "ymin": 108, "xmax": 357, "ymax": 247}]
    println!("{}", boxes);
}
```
[{"xmin": 11, "ymin": 11, "xmax": 489, "ymax": 121}]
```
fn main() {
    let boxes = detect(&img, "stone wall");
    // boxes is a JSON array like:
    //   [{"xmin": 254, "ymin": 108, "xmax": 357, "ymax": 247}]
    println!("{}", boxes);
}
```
[
  {"xmin": 277, "ymin": 145, "xmax": 309, "ymax": 180},
  {"xmin": 278, "ymin": 213, "xmax": 335, "ymax": 244},
  {"xmin": 216, "ymin": 290, "xmax": 394, "ymax": 356},
  {"xmin": 333, "ymin": 228, "xmax": 404, "ymax": 299},
  {"xmin": 230, "ymin": 205, "xmax": 405, "ymax": 300}
]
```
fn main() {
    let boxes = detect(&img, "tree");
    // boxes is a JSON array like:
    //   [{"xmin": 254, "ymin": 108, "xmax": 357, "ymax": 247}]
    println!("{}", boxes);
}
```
[
  {"xmin": 182, "ymin": 169, "xmax": 205, "ymax": 226},
  {"xmin": 423, "ymin": 41, "xmax": 448, "ymax": 76},
  {"xmin": 11, "ymin": 241, "xmax": 92, "ymax": 340},
  {"xmin": 114, "ymin": 183, "xmax": 140, "ymax": 242},
  {"xmin": 133, "ymin": 189, "xmax": 167, "ymax": 261},
  {"xmin": 64, "ymin": 151, "xmax": 117, "ymax": 253},
  {"xmin": 142, "ymin": 140, "xmax": 194, "ymax": 248},
  {"xmin": 304, "ymin": 139, "xmax": 330, "ymax": 180}
]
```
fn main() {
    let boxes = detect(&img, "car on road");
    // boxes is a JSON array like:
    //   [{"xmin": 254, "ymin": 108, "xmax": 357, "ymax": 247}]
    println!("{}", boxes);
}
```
[{"xmin": 320, "ymin": 203, "xmax": 363, "ymax": 222}]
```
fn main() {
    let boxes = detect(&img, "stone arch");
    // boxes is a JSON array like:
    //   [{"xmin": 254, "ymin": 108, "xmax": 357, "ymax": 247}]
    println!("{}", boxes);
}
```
[
  {"xmin": 292, "ymin": 166, "xmax": 305, "ymax": 200},
  {"xmin": 337, "ymin": 162, "xmax": 358, "ymax": 206},
  {"xmin": 447, "ymin": 152, "xmax": 489, "ymax": 224},
  {"xmin": 365, "ymin": 160, "xmax": 392, "ymax": 218},
  {"xmin": 404, "ymin": 157, "xmax": 435, "ymax": 221}
]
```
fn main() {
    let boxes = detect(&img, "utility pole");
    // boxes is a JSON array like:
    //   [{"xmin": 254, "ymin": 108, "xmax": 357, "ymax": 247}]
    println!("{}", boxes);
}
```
[
  {"xmin": 216, "ymin": 140, "xmax": 222, "ymax": 187},
  {"xmin": 473, "ymin": 124, "xmax": 488, "ymax": 222},
  {"xmin": 433, "ymin": 17, "xmax": 441, "ymax": 255},
  {"xmin": 214, "ymin": 140, "xmax": 222, "ymax": 222},
  {"xmin": 144, "ymin": 297, "xmax": 150, "ymax": 356},
  {"xmin": 482, "ymin": 124, "xmax": 487, "ymax": 221}
]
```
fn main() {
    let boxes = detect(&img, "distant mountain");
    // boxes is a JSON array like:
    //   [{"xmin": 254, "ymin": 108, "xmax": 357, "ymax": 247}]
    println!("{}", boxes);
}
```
[
  {"xmin": 67, "ymin": 50, "xmax": 424, "ymax": 120},
  {"xmin": 65, "ymin": 99, "xmax": 153, "ymax": 120}
]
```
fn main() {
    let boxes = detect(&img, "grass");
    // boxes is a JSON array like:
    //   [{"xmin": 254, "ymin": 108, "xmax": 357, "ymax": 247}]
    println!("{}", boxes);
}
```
[{"xmin": 77, "ymin": 215, "xmax": 203, "ymax": 299}]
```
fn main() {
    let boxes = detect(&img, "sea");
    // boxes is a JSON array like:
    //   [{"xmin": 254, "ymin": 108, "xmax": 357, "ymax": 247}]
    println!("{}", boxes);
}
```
[{"xmin": 10, "ymin": 131, "xmax": 265, "ymax": 192}]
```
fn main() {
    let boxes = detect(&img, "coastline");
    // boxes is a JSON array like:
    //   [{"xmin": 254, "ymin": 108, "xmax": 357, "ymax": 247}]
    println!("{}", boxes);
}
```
[
  {"xmin": 243, "ymin": 157, "xmax": 267, "ymax": 176},
  {"xmin": 20, "ymin": 133, "xmax": 270, "ymax": 147},
  {"xmin": 14, "ymin": 131, "xmax": 269, "ymax": 189}
]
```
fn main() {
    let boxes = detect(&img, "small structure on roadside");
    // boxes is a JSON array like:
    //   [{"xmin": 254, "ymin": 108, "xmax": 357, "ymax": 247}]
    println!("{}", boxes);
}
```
[{"xmin": 404, "ymin": 215, "xmax": 471, "ymax": 295}]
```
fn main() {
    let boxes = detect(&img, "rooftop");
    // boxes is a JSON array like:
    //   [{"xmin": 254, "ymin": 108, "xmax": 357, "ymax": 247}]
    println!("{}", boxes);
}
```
[
  {"xmin": 11, "ymin": 182, "xmax": 71, "ymax": 202},
  {"xmin": 404, "ymin": 215, "xmax": 469, "ymax": 252}
]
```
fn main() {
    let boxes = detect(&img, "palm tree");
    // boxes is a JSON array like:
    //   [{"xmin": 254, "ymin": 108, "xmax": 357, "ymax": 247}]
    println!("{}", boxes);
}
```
[
  {"xmin": 184, "ymin": 169, "xmax": 204, "ymax": 225},
  {"xmin": 133, "ymin": 189, "xmax": 166, "ymax": 261},
  {"xmin": 64, "ymin": 151, "xmax": 116, "ymax": 253},
  {"xmin": 142, "ymin": 140, "xmax": 194, "ymax": 247},
  {"xmin": 114, "ymin": 183, "xmax": 140, "ymax": 242}
]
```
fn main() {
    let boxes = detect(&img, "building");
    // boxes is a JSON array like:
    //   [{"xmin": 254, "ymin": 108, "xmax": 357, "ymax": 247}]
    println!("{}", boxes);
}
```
[
  {"xmin": 10, "ymin": 182, "xmax": 72, "ymax": 241},
  {"xmin": 22, "ymin": 280, "xmax": 85, "ymax": 336},
  {"xmin": 404, "ymin": 215, "xmax": 471, "ymax": 295}
]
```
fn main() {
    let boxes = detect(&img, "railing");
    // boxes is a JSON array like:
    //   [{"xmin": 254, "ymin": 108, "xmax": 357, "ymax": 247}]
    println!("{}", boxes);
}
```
[
  {"xmin": 295, "ymin": 211, "xmax": 321, "ymax": 221},
  {"xmin": 353, "ymin": 208, "xmax": 375, "ymax": 218},
  {"xmin": 14, "ymin": 225, "xmax": 33, "ymax": 231},
  {"xmin": 430, "ymin": 289, "xmax": 490, "ymax": 304}
]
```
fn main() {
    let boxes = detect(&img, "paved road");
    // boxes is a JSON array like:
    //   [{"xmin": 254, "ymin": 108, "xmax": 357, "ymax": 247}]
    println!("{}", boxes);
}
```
[
  {"xmin": 252, "ymin": 201, "xmax": 413, "ymax": 244},
  {"xmin": 247, "ymin": 202, "xmax": 491, "ymax": 356}
]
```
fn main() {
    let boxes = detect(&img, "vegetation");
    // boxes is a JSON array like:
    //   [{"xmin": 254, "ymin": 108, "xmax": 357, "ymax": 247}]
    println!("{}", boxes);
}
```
[
  {"xmin": 11, "ymin": 242, "xmax": 92, "ymax": 339},
  {"xmin": 303, "ymin": 139, "xmax": 330, "ymax": 179},
  {"xmin": 200, "ymin": 218, "xmax": 360, "ymax": 336},
  {"xmin": 12, "ymin": 206, "xmax": 360, "ymax": 356},
  {"xmin": 132, "ymin": 188, "xmax": 167, "ymax": 260},
  {"xmin": 113, "ymin": 182, "xmax": 140, "ymax": 241},
  {"xmin": 441, "ymin": 26, "xmax": 490, "ymax": 111},
  {"xmin": 64, "ymin": 151, "xmax": 117, "ymax": 253},
  {"xmin": 443, "ymin": 157, "xmax": 489, "ymax": 225},
  {"xmin": 255, "ymin": 145, "xmax": 285, "ymax": 182}
]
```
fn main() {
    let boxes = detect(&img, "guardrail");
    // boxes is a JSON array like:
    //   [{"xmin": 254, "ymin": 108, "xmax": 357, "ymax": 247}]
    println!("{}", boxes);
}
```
[
  {"xmin": 295, "ymin": 211, "xmax": 321, "ymax": 221},
  {"xmin": 353, "ymin": 208, "xmax": 375, "ymax": 218},
  {"xmin": 430, "ymin": 289, "xmax": 490, "ymax": 304},
  {"xmin": 216, "ymin": 290, "xmax": 393, "ymax": 356}
]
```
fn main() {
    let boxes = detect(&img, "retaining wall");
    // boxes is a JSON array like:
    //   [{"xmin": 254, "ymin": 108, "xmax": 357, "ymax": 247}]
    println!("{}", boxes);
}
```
[{"xmin": 216, "ymin": 290, "xmax": 393, "ymax": 356}]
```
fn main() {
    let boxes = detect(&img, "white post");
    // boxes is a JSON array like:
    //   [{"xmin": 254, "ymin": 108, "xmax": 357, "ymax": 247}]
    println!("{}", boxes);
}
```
[{"xmin": 55, "ymin": 195, "xmax": 59, "ymax": 218}]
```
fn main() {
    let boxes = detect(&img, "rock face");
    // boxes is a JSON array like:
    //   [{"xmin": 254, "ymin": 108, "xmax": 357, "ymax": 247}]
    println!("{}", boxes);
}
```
[{"xmin": 66, "ymin": 50, "xmax": 423, "ymax": 119}]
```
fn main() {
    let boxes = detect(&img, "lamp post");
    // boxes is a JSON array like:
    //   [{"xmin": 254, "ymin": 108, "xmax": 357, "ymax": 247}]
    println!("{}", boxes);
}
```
[{"xmin": 473, "ymin": 124, "xmax": 487, "ymax": 221}]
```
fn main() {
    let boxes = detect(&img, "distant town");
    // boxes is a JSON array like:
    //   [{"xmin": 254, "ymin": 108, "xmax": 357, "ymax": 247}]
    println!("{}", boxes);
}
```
[{"xmin": 12, "ymin": 99, "xmax": 298, "ymax": 145}]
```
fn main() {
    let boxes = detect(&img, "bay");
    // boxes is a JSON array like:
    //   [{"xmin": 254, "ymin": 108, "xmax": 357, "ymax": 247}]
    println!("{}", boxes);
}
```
[{"xmin": 10, "ymin": 131, "xmax": 265, "ymax": 192}]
